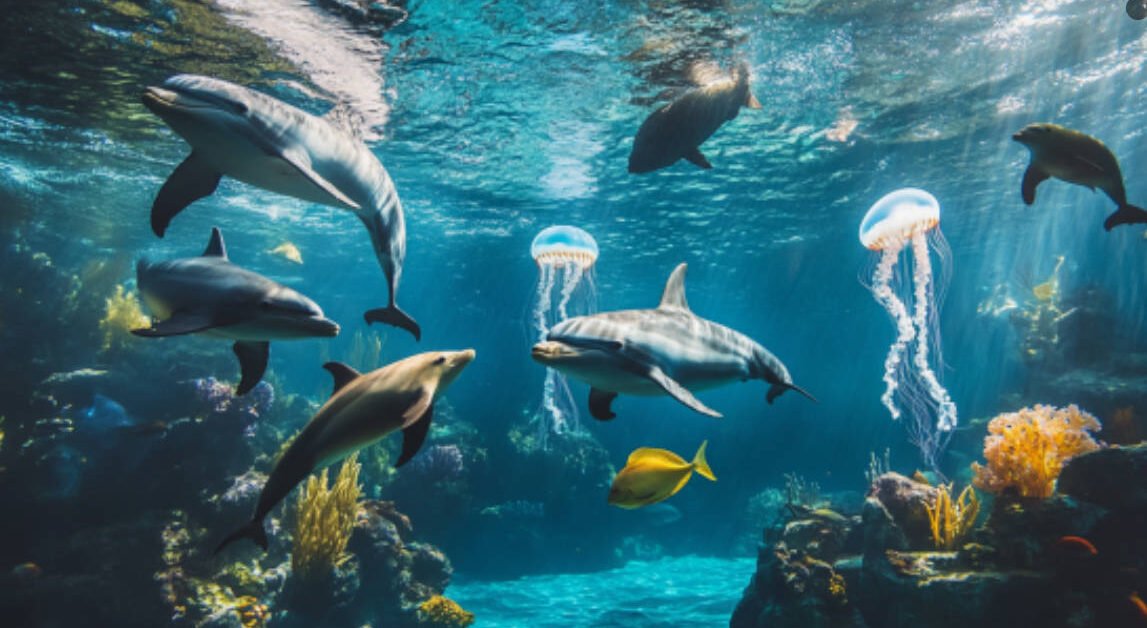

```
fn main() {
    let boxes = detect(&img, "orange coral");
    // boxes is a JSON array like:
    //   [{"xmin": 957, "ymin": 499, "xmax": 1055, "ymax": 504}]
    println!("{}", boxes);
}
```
[{"xmin": 971, "ymin": 404, "xmax": 1102, "ymax": 499}]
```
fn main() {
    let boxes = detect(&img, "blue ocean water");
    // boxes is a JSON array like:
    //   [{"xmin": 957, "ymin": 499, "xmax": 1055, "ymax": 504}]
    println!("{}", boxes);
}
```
[{"xmin": 1, "ymin": 1, "xmax": 1146, "ymax": 626}]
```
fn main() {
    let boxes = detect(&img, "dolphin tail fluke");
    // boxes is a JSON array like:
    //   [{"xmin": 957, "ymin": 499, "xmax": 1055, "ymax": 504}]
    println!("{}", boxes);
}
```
[
  {"xmin": 767, "ymin": 382, "xmax": 818, "ymax": 404},
  {"xmin": 1103, "ymin": 204, "xmax": 1147, "ymax": 231},
  {"xmin": 692, "ymin": 440, "xmax": 716, "ymax": 482},
  {"xmin": 152, "ymin": 152, "xmax": 221, "ymax": 237},
  {"xmin": 214, "ymin": 519, "xmax": 268, "ymax": 555},
  {"xmin": 364, "ymin": 305, "xmax": 421, "ymax": 341}
]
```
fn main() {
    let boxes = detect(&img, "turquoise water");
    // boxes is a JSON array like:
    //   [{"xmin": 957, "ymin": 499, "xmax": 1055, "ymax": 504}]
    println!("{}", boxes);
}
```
[
  {"xmin": 1, "ymin": 1, "xmax": 1146, "ymax": 626},
  {"xmin": 451, "ymin": 556, "xmax": 755, "ymax": 627}
]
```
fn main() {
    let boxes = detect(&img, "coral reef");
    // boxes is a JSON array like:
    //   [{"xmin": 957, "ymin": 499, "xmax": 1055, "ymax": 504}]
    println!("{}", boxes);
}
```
[
  {"xmin": 98, "ymin": 283, "xmax": 149, "ymax": 352},
  {"xmin": 924, "ymin": 484, "xmax": 980, "ymax": 550},
  {"xmin": 972, "ymin": 404, "xmax": 1103, "ymax": 499},
  {"xmin": 416, "ymin": 595, "xmax": 475, "ymax": 627},
  {"xmin": 291, "ymin": 454, "xmax": 362, "ymax": 582}
]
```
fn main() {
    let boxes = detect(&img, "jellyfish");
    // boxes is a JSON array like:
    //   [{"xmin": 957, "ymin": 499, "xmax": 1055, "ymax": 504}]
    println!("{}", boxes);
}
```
[
  {"xmin": 530, "ymin": 226, "xmax": 599, "ymax": 445},
  {"xmin": 859, "ymin": 188, "xmax": 957, "ymax": 473}
]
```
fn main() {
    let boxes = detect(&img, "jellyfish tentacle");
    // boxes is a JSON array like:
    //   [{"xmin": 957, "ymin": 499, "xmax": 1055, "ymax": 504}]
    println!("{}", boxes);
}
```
[
  {"xmin": 869, "ymin": 240, "xmax": 914, "ymax": 421},
  {"xmin": 910, "ymin": 233, "xmax": 958, "ymax": 432}
]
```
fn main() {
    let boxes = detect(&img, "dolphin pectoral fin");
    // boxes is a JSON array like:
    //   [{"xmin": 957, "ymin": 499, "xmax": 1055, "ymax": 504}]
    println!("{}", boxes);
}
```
[
  {"xmin": 1021, "ymin": 165, "xmax": 1048, "ymax": 205},
  {"xmin": 233, "ymin": 341, "xmax": 270, "ymax": 396},
  {"xmin": 768, "ymin": 382, "xmax": 818, "ymax": 404},
  {"xmin": 1104, "ymin": 204, "xmax": 1147, "ymax": 231},
  {"xmin": 214, "ymin": 518, "xmax": 269, "ymax": 554},
  {"xmin": 644, "ymin": 365, "xmax": 722, "ymax": 418},
  {"xmin": 589, "ymin": 388, "xmax": 618, "ymax": 421},
  {"xmin": 152, "ymin": 152, "xmax": 221, "ymax": 237},
  {"xmin": 364, "ymin": 305, "xmax": 421, "ymax": 341},
  {"xmin": 280, "ymin": 148, "xmax": 361, "ymax": 210},
  {"xmin": 131, "ymin": 311, "xmax": 216, "ymax": 336},
  {"xmin": 400, "ymin": 388, "xmax": 433, "ymax": 429},
  {"xmin": 395, "ymin": 402, "xmax": 433, "ymax": 468},
  {"xmin": 322, "ymin": 361, "xmax": 361, "ymax": 396},
  {"xmin": 684, "ymin": 147, "xmax": 712, "ymax": 170}
]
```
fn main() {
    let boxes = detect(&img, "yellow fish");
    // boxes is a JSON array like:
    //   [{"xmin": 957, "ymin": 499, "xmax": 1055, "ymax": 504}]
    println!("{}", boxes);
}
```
[
  {"xmin": 269, "ymin": 242, "xmax": 303, "ymax": 264},
  {"xmin": 608, "ymin": 441, "xmax": 716, "ymax": 509}
]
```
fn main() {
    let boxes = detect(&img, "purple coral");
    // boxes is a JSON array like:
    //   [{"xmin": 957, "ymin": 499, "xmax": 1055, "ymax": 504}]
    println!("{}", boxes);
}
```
[
  {"xmin": 405, "ymin": 444, "xmax": 464, "ymax": 481},
  {"xmin": 191, "ymin": 377, "xmax": 274, "ymax": 435}
]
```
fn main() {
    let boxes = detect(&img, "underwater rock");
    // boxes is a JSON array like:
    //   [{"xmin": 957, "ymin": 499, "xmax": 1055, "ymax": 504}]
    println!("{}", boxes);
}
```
[
  {"xmin": 861, "ymin": 497, "xmax": 909, "ymax": 560},
  {"xmin": 1058, "ymin": 443, "xmax": 1147, "ymax": 512},
  {"xmin": 867, "ymin": 472, "xmax": 938, "ymax": 548},
  {"xmin": 982, "ymin": 493, "xmax": 1106, "ymax": 570}
]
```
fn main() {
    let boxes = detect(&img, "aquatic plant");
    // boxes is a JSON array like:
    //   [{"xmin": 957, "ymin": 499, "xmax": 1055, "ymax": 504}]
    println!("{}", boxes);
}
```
[
  {"xmin": 865, "ymin": 447, "xmax": 891, "ymax": 486},
  {"xmin": 924, "ymin": 483, "xmax": 980, "ymax": 550},
  {"xmin": 291, "ymin": 453, "xmax": 362, "ymax": 581},
  {"xmin": 783, "ymin": 472, "xmax": 822, "ymax": 508},
  {"xmin": 98, "ymin": 283, "xmax": 149, "ymax": 351},
  {"xmin": 971, "ymin": 404, "xmax": 1103, "ymax": 499},
  {"xmin": 416, "ymin": 595, "xmax": 475, "ymax": 627},
  {"xmin": 346, "ymin": 328, "xmax": 384, "ymax": 371}
]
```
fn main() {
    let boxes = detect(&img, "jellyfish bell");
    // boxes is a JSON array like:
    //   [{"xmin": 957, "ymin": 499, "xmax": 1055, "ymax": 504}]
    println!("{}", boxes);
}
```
[
  {"xmin": 531, "ymin": 225, "xmax": 599, "ymax": 269},
  {"xmin": 859, "ymin": 188, "xmax": 940, "ymax": 251},
  {"xmin": 859, "ymin": 187, "xmax": 957, "ymax": 475}
]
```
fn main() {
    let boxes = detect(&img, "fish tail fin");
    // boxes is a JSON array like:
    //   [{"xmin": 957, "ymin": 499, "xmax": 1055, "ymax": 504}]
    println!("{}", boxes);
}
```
[
  {"xmin": 364, "ymin": 305, "xmax": 421, "ymax": 341},
  {"xmin": 692, "ymin": 440, "xmax": 717, "ymax": 482},
  {"xmin": 214, "ymin": 519, "xmax": 268, "ymax": 555},
  {"xmin": 1104, "ymin": 204, "xmax": 1147, "ymax": 231},
  {"xmin": 767, "ymin": 382, "xmax": 818, "ymax": 404}
]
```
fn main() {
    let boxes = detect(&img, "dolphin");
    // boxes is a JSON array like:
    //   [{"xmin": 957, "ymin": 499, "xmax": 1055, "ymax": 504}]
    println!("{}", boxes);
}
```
[
  {"xmin": 134, "ymin": 227, "xmax": 339, "ymax": 395},
  {"xmin": 141, "ymin": 74, "xmax": 420, "ymax": 339},
  {"xmin": 214, "ymin": 349, "xmax": 476, "ymax": 553},
  {"xmin": 628, "ymin": 62, "xmax": 761, "ymax": 174},
  {"xmin": 1013, "ymin": 123, "xmax": 1147, "ymax": 231},
  {"xmin": 531, "ymin": 264, "xmax": 814, "ymax": 420}
]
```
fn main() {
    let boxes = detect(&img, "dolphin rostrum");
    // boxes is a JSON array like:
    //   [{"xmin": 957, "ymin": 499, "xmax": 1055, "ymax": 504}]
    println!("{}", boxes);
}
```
[
  {"xmin": 628, "ymin": 62, "xmax": 761, "ymax": 174},
  {"xmin": 134, "ymin": 227, "xmax": 339, "ymax": 395},
  {"xmin": 141, "ymin": 74, "xmax": 420, "ymax": 339},
  {"xmin": 214, "ymin": 349, "xmax": 476, "ymax": 553},
  {"xmin": 531, "ymin": 264, "xmax": 814, "ymax": 419},
  {"xmin": 1013, "ymin": 122, "xmax": 1147, "ymax": 231}
]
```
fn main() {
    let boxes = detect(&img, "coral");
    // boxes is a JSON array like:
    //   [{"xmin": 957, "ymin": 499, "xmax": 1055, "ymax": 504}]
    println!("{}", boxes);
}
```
[
  {"xmin": 784, "ymin": 472, "xmax": 823, "ymax": 509},
  {"xmin": 291, "ymin": 454, "xmax": 362, "ymax": 581},
  {"xmin": 971, "ymin": 404, "xmax": 1103, "ymax": 499},
  {"xmin": 98, "ymin": 284, "xmax": 149, "ymax": 352},
  {"xmin": 406, "ymin": 444, "xmax": 464, "ymax": 481},
  {"xmin": 865, "ymin": 448, "xmax": 890, "ymax": 486},
  {"xmin": 416, "ymin": 595, "xmax": 475, "ymax": 627},
  {"xmin": 924, "ymin": 484, "xmax": 980, "ymax": 550}
]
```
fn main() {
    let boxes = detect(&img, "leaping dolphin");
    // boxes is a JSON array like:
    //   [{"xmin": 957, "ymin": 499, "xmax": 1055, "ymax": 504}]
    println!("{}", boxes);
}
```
[
  {"xmin": 531, "ymin": 264, "xmax": 814, "ymax": 419},
  {"xmin": 134, "ymin": 227, "xmax": 339, "ymax": 395},
  {"xmin": 141, "ymin": 74, "xmax": 420, "ymax": 339},
  {"xmin": 214, "ymin": 349, "xmax": 476, "ymax": 553}
]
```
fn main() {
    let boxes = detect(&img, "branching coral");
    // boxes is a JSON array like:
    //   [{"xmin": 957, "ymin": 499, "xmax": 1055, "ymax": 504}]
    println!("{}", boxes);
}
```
[
  {"xmin": 971, "ymin": 404, "xmax": 1102, "ymax": 499},
  {"xmin": 925, "ymin": 483, "xmax": 980, "ymax": 550},
  {"xmin": 99, "ymin": 284, "xmax": 149, "ymax": 351},
  {"xmin": 417, "ymin": 595, "xmax": 475, "ymax": 627},
  {"xmin": 291, "ymin": 453, "xmax": 362, "ymax": 581}
]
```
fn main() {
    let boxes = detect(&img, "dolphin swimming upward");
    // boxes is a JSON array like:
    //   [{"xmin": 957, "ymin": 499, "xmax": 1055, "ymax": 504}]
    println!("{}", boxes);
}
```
[
  {"xmin": 134, "ymin": 227, "xmax": 339, "ymax": 395},
  {"xmin": 141, "ymin": 74, "xmax": 420, "ymax": 339},
  {"xmin": 531, "ymin": 264, "xmax": 814, "ymax": 420},
  {"xmin": 215, "ymin": 349, "xmax": 476, "ymax": 553}
]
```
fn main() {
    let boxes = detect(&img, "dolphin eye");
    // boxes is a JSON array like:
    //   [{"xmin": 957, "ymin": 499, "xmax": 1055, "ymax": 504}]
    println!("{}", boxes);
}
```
[{"xmin": 433, "ymin": 356, "xmax": 446, "ymax": 365}]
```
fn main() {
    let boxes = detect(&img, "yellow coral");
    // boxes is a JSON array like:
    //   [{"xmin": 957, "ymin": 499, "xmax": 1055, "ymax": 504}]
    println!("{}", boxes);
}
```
[
  {"xmin": 971, "ymin": 404, "xmax": 1102, "ymax": 499},
  {"xmin": 99, "ymin": 284, "xmax": 149, "ymax": 351},
  {"xmin": 291, "ymin": 454, "xmax": 362, "ymax": 581},
  {"xmin": 417, "ymin": 595, "xmax": 475, "ymax": 627},
  {"xmin": 925, "ymin": 484, "xmax": 980, "ymax": 550}
]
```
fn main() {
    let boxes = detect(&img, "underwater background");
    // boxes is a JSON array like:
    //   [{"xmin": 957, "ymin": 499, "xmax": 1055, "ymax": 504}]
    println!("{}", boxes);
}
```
[{"xmin": 2, "ymin": 0, "xmax": 1147, "ymax": 626}]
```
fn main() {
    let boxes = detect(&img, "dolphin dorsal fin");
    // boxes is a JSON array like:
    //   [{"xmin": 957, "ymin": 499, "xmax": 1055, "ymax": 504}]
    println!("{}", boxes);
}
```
[
  {"xmin": 658, "ymin": 263, "xmax": 690, "ymax": 311},
  {"xmin": 322, "ymin": 362, "xmax": 361, "ymax": 396},
  {"xmin": 203, "ymin": 227, "xmax": 227, "ymax": 258}
]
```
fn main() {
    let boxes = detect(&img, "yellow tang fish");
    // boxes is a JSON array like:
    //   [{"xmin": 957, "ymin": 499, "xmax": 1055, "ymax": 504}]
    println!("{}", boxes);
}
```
[
  {"xmin": 608, "ymin": 441, "xmax": 716, "ymax": 509},
  {"xmin": 269, "ymin": 242, "xmax": 303, "ymax": 264}
]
